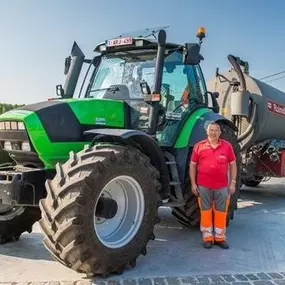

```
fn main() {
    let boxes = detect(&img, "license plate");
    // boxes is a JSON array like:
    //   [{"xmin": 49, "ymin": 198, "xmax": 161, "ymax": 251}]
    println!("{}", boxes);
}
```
[{"xmin": 106, "ymin": 37, "xmax": 133, "ymax": 47}]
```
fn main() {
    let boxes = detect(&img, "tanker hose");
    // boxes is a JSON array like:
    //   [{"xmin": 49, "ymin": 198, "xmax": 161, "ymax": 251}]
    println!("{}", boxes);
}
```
[
  {"xmin": 237, "ymin": 100, "xmax": 257, "ymax": 142},
  {"xmin": 227, "ymin": 55, "xmax": 246, "ymax": 92}
]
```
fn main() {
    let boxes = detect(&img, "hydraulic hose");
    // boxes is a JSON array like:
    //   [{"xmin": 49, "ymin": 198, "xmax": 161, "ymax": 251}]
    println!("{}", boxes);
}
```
[
  {"xmin": 237, "ymin": 100, "xmax": 257, "ymax": 142},
  {"xmin": 227, "ymin": 55, "xmax": 258, "ymax": 144},
  {"xmin": 0, "ymin": 162, "xmax": 13, "ymax": 169},
  {"xmin": 227, "ymin": 55, "xmax": 246, "ymax": 92}
]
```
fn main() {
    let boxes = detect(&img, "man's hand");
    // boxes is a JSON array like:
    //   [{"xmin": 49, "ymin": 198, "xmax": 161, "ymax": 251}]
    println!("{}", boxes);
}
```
[
  {"xmin": 229, "ymin": 181, "xmax": 236, "ymax": 195},
  {"xmin": 189, "ymin": 160, "xmax": 199, "ymax": 196},
  {"xmin": 191, "ymin": 184, "xmax": 199, "ymax": 196},
  {"xmin": 229, "ymin": 160, "xmax": 237, "ymax": 195}
]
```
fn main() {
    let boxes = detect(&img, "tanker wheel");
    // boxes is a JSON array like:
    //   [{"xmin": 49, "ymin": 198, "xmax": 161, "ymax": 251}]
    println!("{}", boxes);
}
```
[
  {"xmin": 39, "ymin": 144, "xmax": 161, "ymax": 277},
  {"xmin": 171, "ymin": 122, "xmax": 242, "ymax": 228},
  {"xmin": 0, "ymin": 206, "xmax": 41, "ymax": 244},
  {"xmin": 243, "ymin": 176, "xmax": 263, "ymax": 187}
]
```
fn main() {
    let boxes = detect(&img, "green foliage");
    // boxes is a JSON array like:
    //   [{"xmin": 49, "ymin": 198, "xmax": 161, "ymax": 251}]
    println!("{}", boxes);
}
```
[{"xmin": 0, "ymin": 103, "xmax": 24, "ymax": 115}]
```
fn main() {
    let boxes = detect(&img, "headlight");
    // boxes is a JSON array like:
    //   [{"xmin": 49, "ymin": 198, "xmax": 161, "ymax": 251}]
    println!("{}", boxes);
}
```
[
  {"xmin": 21, "ymin": 142, "xmax": 31, "ymax": 151},
  {"xmin": 17, "ymin": 122, "xmax": 25, "ymax": 130},
  {"xmin": 3, "ymin": 141, "xmax": 31, "ymax": 151},
  {"xmin": 11, "ymin": 122, "xmax": 18, "ymax": 130},
  {"xmin": 0, "ymin": 121, "xmax": 26, "ymax": 130},
  {"xmin": 4, "ymin": 142, "xmax": 12, "ymax": 150},
  {"xmin": 5, "ymin": 122, "xmax": 10, "ymax": 130}
]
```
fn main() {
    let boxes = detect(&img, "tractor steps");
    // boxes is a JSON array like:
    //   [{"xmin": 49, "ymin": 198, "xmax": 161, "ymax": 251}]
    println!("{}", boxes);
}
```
[
  {"xmin": 164, "ymin": 151, "xmax": 184, "ymax": 202},
  {"xmin": 159, "ymin": 197, "xmax": 185, "ymax": 207}
]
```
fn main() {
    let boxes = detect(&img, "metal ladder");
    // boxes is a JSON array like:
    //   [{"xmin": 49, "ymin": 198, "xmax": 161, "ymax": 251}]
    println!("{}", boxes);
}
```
[{"xmin": 161, "ymin": 151, "xmax": 185, "ymax": 207}]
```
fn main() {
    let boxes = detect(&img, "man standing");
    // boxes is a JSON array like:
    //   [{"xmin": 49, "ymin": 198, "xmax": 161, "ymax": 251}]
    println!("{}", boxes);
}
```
[{"xmin": 189, "ymin": 121, "xmax": 237, "ymax": 249}]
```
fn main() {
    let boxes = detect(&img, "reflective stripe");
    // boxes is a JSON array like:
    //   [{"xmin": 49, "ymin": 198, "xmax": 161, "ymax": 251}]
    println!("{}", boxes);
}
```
[
  {"xmin": 214, "ymin": 227, "xmax": 225, "ymax": 235},
  {"xmin": 201, "ymin": 226, "xmax": 213, "ymax": 235},
  {"xmin": 201, "ymin": 226, "xmax": 213, "ymax": 241},
  {"xmin": 214, "ymin": 226, "xmax": 226, "ymax": 240}
]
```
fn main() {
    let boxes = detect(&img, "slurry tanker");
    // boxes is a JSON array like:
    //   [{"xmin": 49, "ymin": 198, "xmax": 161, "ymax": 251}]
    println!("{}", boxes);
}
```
[{"xmin": 207, "ymin": 56, "xmax": 285, "ymax": 186}]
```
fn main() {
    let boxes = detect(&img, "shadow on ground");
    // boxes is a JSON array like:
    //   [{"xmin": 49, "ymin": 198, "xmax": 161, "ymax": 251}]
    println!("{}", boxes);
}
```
[
  {"xmin": 0, "ymin": 231, "xmax": 53, "ymax": 261},
  {"xmin": 0, "ymin": 180, "xmax": 284, "ymax": 282}
]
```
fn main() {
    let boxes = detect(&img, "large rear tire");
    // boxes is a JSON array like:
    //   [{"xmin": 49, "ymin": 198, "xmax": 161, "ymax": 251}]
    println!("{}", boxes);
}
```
[
  {"xmin": 39, "ymin": 144, "xmax": 161, "ymax": 277},
  {"xmin": 171, "ymin": 122, "xmax": 241, "ymax": 227},
  {"xmin": 0, "ymin": 207, "xmax": 41, "ymax": 244}
]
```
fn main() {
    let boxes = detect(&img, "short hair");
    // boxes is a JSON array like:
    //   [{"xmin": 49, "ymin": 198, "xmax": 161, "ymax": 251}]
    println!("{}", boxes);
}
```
[{"xmin": 206, "ymin": 121, "xmax": 220, "ymax": 131}]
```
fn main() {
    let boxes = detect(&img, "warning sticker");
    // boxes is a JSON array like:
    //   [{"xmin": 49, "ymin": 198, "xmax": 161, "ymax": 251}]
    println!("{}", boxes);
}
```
[{"xmin": 267, "ymin": 100, "xmax": 285, "ymax": 116}]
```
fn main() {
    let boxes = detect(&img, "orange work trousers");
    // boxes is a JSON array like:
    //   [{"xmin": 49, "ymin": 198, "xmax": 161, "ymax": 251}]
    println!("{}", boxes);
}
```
[{"xmin": 197, "ymin": 186, "xmax": 230, "ymax": 242}]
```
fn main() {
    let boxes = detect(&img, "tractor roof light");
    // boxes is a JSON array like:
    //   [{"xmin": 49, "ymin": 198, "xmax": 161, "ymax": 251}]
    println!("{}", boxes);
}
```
[
  {"xmin": 196, "ymin": 27, "xmax": 206, "ymax": 41},
  {"xmin": 135, "ymin": 40, "xmax": 144, "ymax": 47},
  {"xmin": 98, "ymin": 45, "xmax": 107, "ymax": 52}
]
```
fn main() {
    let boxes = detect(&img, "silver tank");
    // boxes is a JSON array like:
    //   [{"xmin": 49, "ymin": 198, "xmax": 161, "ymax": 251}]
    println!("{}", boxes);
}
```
[{"xmin": 207, "ymin": 63, "xmax": 285, "ymax": 147}]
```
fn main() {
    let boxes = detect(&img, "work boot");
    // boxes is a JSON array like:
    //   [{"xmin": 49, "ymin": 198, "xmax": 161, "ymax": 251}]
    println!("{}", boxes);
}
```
[
  {"xmin": 214, "ymin": 240, "xmax": 229, "ymax": 249},
  {"xmin": 203, "ymin": 241, "xmax": 213, "ymax": 249}
]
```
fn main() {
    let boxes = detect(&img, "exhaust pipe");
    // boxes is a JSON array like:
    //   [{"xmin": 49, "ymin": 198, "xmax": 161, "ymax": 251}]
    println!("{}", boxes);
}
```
[
  {"xmin": 62, "ymin": 41, "xmax": 85, "ymax": 98},
  {"xmin": 147, "ymin": 29, "xmax": 166, "ymax": 136}
]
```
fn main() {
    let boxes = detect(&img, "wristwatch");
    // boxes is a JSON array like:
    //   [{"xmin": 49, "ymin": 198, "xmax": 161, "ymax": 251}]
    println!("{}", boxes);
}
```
[{"xmin": 231, "ymin": 180, "xmax": 236, "ymax": 184}]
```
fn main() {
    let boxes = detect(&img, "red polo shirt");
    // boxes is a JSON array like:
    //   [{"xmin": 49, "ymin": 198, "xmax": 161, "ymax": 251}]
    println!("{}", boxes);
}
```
[{"xmin": 190, "ymin": 139, "xmax": 236, "ymax": 189}]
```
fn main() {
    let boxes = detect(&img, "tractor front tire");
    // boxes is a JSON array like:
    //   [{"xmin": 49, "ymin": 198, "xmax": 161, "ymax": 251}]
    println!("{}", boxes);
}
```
[
  {"xmin": 171, "ymin": 122, "xmax": 242, "ymax": 228},
  {"xmin": 39, "ymin": 144, "xmax": 161, "ymax": 277},
  {"xmin": 0, "ymin": 207, "xmax": 41, "ymax": 244}
]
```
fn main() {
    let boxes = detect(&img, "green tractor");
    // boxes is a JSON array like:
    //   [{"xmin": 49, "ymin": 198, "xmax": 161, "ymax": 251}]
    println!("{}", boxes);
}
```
[{"xmin": 0, "ymin": 27, "xmax": 241, "ymax": 276}]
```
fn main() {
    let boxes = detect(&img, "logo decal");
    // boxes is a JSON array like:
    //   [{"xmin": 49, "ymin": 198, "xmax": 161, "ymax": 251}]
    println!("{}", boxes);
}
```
[
  {"xmin": 95, "ymin": 117, "xmax": 106, "ymax": 125},
  {"xmin": 268, "ymin": 99, "xmax": 285, "ymax": 116}
]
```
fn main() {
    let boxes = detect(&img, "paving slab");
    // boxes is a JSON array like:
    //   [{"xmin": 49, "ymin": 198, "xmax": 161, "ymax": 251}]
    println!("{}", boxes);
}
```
[{"xmin": 0, "ymin": 178, "xmax": 284, "ymax": 284}]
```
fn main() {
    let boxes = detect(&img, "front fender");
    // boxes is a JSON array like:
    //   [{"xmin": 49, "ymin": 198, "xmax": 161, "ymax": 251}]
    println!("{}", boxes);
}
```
[
  {"xmin": 84, "ymin": 128, "xmax": 170, "ymax": 199},
  {"xmin": 187, "ymin": 111, "xmax": 238, "ymax": 148}
]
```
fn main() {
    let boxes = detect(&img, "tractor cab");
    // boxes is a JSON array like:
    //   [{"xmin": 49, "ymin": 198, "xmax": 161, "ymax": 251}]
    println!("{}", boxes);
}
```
[{"xmin": 58, "ymin": 26, "xmax": 212, "ymax": 146}]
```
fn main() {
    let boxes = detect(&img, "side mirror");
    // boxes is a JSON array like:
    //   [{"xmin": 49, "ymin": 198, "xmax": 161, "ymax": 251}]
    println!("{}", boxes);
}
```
[
  {"xmin": 183, "ymin": 43, "xmax": 202, "ymax": 65},
  {"xmin": 207, "ymin": 91, "xmax": 220, "ymax": 113},
  {"xmin": 64, "ymin": 56, "xmax": 71, "ymax": 75},
  {"xmin": 212, "ymin": 91, "xmax": 219, "ymax": 98},
  {"xmin": 56, "ymin": 85, "xmax": 64, "ymax": 97}
]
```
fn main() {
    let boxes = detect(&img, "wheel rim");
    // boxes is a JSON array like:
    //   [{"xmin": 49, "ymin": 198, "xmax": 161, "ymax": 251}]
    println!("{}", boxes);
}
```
[{"xmin": 94, "ymin": 175, "xmax": 145, "ymax": 249}]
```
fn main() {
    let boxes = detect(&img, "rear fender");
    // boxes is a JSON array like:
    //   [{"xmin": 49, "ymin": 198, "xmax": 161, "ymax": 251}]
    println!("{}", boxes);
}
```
[
  {"xmin": 188, "ymin": 112, "xmax": 238, "ymax": 147},
  {"xmin": 173, "ymin": 111, "xmax": 238, "ymax": 184},
  {"xmin": 84, "ymin": 129, "xmax": 170, "ymax": 200}
]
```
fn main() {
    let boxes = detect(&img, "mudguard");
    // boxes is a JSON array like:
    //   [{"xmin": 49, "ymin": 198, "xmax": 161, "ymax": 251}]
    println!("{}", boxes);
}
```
[
  {"xmin": 188, "ymin": 111, "xmax": 237, "ymax": 147},
  {"xmin": 84, "ymin": 128, "xmax": 170, "ymax": 199},
  {"xmin": 172, "ymin": 108, "xmax": 238, "ymax": 184}
]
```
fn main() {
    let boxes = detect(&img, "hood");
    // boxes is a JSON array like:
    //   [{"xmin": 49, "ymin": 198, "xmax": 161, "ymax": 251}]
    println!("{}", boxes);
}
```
[{"xmin": 0, "ymin": 98, "xmax": 126, "ymax": 140}]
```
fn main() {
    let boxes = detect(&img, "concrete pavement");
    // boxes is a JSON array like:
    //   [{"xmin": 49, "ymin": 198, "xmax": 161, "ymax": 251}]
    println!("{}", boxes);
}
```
[{"xmin": 0, "ymin": 178, "xmax": 285, "ymax": 284}]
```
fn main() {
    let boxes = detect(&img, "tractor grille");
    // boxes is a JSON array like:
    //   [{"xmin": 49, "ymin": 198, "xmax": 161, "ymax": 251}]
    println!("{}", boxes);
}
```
[{"xmin": 0, "ymin": 121, "xmax": 44, "ymax": 168}]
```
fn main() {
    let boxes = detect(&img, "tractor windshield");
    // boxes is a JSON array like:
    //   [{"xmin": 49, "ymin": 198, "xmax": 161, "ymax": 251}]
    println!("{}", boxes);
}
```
[
  {"xmin": 84, "ymin": 49, "xmax": 207, "ymax": 146},
  {"xmin": 86, "ymin": 50, "xmax": 207, "ymax": 106}
]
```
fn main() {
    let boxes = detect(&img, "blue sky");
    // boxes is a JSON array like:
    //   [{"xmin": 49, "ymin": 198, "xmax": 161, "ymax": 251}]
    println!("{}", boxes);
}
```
[{"xmin": 1, "ymin": 0, "xmax": 285, "ymax": 104}]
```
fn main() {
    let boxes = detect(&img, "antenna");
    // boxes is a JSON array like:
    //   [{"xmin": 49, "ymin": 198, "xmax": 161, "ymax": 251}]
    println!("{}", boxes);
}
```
[{"xmin": 116, "ymin": 26, "xmax": 170, "ymax": 39}]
